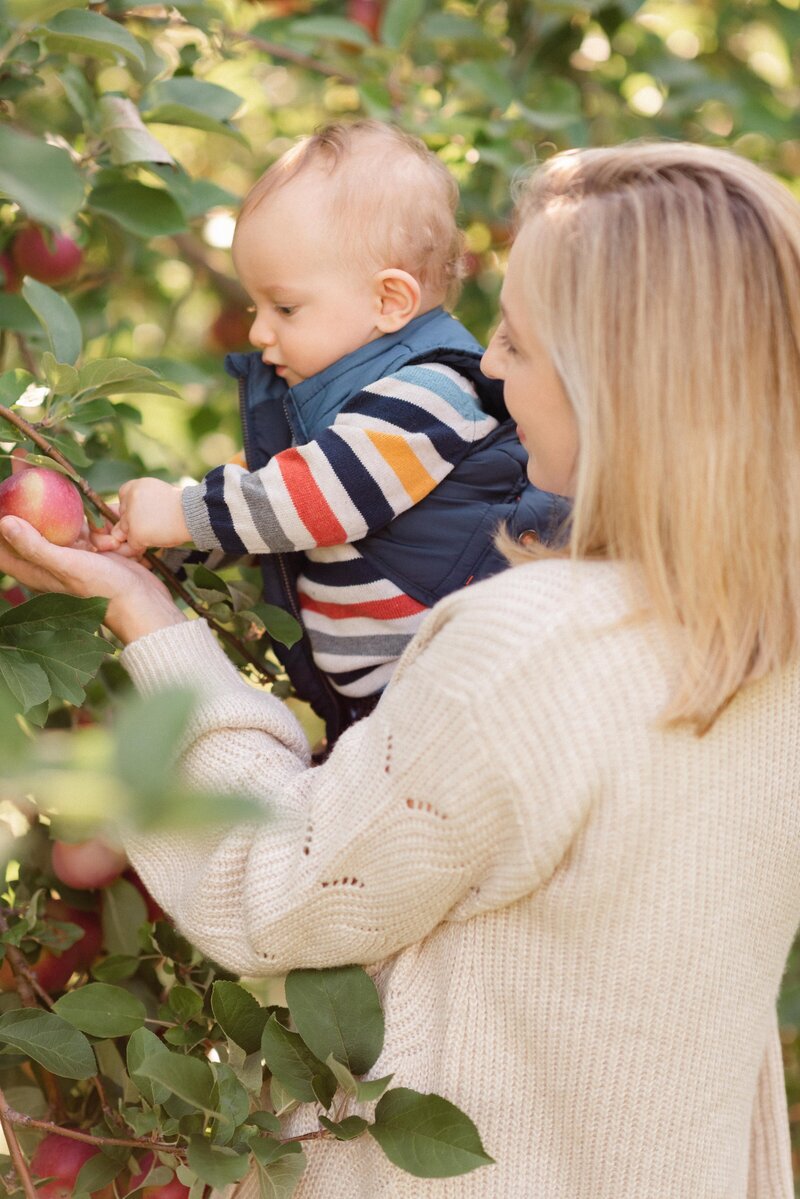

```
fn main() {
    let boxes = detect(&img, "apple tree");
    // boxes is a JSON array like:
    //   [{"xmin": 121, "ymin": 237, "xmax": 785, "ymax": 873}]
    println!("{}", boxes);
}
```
[{"xmin": 0, "ymin": 0, "xmax": 797, "ymax": 1192}]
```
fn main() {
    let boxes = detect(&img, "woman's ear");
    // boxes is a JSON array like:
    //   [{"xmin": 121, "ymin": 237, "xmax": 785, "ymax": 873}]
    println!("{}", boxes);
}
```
[{"xmin": 373, "ymin": 269, "xmax": 422, "ymax": 332}]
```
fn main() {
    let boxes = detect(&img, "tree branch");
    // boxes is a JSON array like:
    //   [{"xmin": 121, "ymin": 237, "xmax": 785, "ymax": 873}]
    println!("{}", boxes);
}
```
[
  {"xmin": 0, "ymin": 403, "xmax": 279, "ymax": 684},
  {"xmin": 4, "ymin": 1111, "xmax": 186, "ymax": 1156},
  {"xmin": 224, "ymin": 27, "xmax": 359, "ymax": 84},
  {"xmin": 0, "ymin": 1087, "xmax": 38, "ymax": 1199}
]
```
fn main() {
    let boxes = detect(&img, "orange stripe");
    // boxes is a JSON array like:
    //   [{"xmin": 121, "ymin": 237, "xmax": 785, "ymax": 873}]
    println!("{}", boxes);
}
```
[
  {"xmin": 365, "ymin": 430, "xmax": 437, "ymax": 504},
  {"xmin": 277, "ymin": 448, "xmax": 347, "ymax": 545},
  {"xmin": 299, "ymin": 593, "xmax": 426, "ymax": 621}
]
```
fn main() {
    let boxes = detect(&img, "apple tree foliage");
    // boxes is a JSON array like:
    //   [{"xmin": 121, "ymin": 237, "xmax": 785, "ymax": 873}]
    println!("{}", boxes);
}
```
[{"xmin": 0, "ymin": 0, "xmax": 797, "ymax": 1193}]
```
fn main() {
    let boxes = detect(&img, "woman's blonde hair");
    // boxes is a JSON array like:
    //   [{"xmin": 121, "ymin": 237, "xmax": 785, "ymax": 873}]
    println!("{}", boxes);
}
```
[
  {"xmin": 238, "ymin": 120, "xmax": 464, "ymax": 308},
  {"xmin": 505, "ymin": 142, "xmax": 800, "ymax": 733}
]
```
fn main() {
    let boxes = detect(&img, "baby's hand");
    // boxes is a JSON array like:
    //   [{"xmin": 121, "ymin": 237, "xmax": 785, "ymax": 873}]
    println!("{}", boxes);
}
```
[{"xmin": 108, "ymin": 479, "xmax": 191, "ymax": 556}]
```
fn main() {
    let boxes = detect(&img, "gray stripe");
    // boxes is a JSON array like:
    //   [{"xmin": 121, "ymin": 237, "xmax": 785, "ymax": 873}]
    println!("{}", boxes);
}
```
[
  {"xmin": 182, "ymin": 481, "xmax": 221, "ymax": 550},
  {"xmin": 308, "ymin": 630, "xmax": 413, "ymax": 657},
  {"xmin": 240, "ymin": 473, "xmax": 297, "ymax": 553}
]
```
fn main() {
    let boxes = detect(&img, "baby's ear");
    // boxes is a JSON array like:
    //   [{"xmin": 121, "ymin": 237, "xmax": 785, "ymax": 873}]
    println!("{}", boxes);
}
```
[{"xmin": 374, "ymin": 269, "xmax": 422, "ymax": 332}]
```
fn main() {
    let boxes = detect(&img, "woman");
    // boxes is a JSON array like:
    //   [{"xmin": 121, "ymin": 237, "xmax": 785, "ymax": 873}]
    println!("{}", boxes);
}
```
[{"xmin": 2, "ymin": 142, "xmax": 799, "ymax": 1197}]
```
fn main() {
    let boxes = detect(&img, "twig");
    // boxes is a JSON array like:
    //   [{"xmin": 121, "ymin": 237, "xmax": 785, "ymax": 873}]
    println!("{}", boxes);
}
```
[
  {"xmin": 4, "ymin": 1111, "xmax": 186, "ymax": 1156},
  {"xmin": 0, "ymin": 403, "xmax": 278, "ymax": 684},
  {"xmin": 0, "ymin": 1087, "xmax": 38, "ymax": 1199},
  {"xmin": 225, "ymin": 27, "xmax": 359, "ymax": 84},
  {"xmin": 0, "ymin": 907, "xmax": 39, "ymax": 1009}
]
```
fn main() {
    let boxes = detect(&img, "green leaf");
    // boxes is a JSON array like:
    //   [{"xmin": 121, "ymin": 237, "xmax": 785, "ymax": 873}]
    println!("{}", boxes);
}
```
[
  {"xmin": 0, "ymin": 293, "xmax": 40, "ymax": 337},
  {"xmin": 88, "ymin": 179, "xmax": 186, "ymax": 238},
  {"xmin": 9, "ymin": 0, "xmax": 86, "ymax": 20},
  {"xmin": 253, "ymin": 1145, "xmax": 306, "ymax": 1199},
  {"xmin": 114, "ymin": 686, "xmax": 195, "ymax": 795},
  {"xmin": 285, "ymin": 15, "xmax": 373, "ymax": 46},
  {"xmin": 319, "ymin": 1114, "xmax": 369, "ymax": 1140},
  {"xmin": 91, "ymin": 953, "xmax": 140, "ymax": 983},
  {"xmin": 0, "ymin": 650, "xmax": 50, "ymax": 713},
  {"xmin": 143, "ymin": 104, "xmax": 247, "ymax": 144},
  {"xmin": 0, "ymin": 368, "xmax": 35, "ymax": 405},
  {"xmin": 41, "ymin": 353, "xmax": 79, "ymax": 395},
  {"xmin": 98, "ymin": 94, "xmax": 175, "ymax": 167},
  {"xmin": 43, "ymin": 9, "xmax": 146, "ymax": 67},
  {"xmin": 126, "ymin": 1026, "xmax": 170, "ymax": 1106},
  {"xmin": 77, "ymin": 357, "xmax": 160, "ymax": 392},
  {"xmin": 21, "ymin": 278, "xmax": 82, "ymax": 365},
  {"xmin": 133, "ymin": 1047, "xmax": 216, "ymax": 1111},
  {"xmin": 168, "ymin": 984, "xmax": 203, "ymax": 1022},
  {"xmin": 325, "ymin": 1056, "xmax": 393, "ymax": 1103},
  {"xmin": 253, "ymin": 603, "xmax": 302, "ymax": 649},
  {"xmin": 285, "ymin": 965, "xmax": 384, "ymax": 1076},
  {"xmin": 146, "ymin": 166, "xmax": 240, "ymax": 220},
  {"xmin": 250, "ymin": 1137, "xmax": 303, "ymax": 1168},
  {"xmin": 381, "ymin": 0, "xmax": 426, "ymax": 48},
  {"xmin": 102, "ymin": 877, "xmax": 148, "ymax": 956},
  {"xmin": 74, "ymin": 1151, "xmax": 125, "ymax": 1194},
  {"xmin": 369, "ymin": 1088, "xmax": 494, "ymax": 1178},
  {"xmin": 212, "ymin": 980, "xmax": 269, "ymax": 1055},
  {"xmin": 54, "ymin": 982, "xmax": 146, "ymax": 1037},
  {"xmin": 186, "ymin": 1137, "xmax": 250, "ymax": 1187},
  {"xmin": 143, "ymin": 77, "xmax": 243, "ymax": 122},
  {"xmin": 0, "ymin": 126, "xmax": 84, "ymax": 227},
  {"xmin": 0, "ymin": 1008, "xmax": 96, "ymax": 1079},
  {"xmin": 0, "ymin": 594, "xmax": 107, "ymax": 635},
  {"xmin": 260, "ymin": 1014, "xmax": 336, "ymax": 1105}
]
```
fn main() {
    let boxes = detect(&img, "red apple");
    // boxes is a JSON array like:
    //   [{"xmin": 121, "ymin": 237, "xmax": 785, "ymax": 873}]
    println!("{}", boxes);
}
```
[
  {"xmin": 11, "ymin": 225, "xmax": 82, "ymax": 286},
  {"xmin": 30, "ymin": 1133, "xmax": 115, "ymax": 1196},
  {"xmin": 0, "ymin": 900, "xmax": 103, "ymax": 994},
  {"xmin": 347, "ymin": 0, "xmax": 382, "ymax": 38},
  {"xmin": 51, "ymin": 837, "xmax": 128, "ymax": 891},
  {"xmin": 208, "ymin": 306, "xmax": 252, "ymax": 352},
  {"xmin": 0, "ymin": 467, "xmax": 84, "ymax": 547},
  {"xmin": 0, "ymin": 585, "xmax": 27, "ymax": 606},
  {"xmin": 0, "ymin": 252, "xmax": 20, "ymax": 292}
]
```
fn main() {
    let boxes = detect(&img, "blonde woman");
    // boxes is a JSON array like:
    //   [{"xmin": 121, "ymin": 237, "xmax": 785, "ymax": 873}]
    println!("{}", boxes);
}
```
[{"xmin": 2, "ymin": 141, "xmax": 800, "ymax": 1197}]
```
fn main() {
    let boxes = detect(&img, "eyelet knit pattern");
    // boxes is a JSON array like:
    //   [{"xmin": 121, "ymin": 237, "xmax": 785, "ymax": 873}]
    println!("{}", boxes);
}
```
[{"xmin": 120, "ymin": 559, "xmax": 799, "ymax": 1198}]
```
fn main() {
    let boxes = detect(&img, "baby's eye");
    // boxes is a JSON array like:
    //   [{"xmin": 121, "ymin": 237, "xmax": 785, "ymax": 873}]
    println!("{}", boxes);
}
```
[{"xmin": 274, "ymin": 304, "xmax": 297, "ymax": 317}]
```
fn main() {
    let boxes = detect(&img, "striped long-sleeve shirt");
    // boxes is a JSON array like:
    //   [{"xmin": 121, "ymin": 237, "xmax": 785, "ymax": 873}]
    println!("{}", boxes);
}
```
[{"xmin": 182, "ymin": 362, "xmax": 499, "ymax": 696}]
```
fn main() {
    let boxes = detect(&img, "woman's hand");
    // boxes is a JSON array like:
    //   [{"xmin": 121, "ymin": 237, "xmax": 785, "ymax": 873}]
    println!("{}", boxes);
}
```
[{"xmin": 0, "ymin": 516, "xmax": 186, "ymax": 645}]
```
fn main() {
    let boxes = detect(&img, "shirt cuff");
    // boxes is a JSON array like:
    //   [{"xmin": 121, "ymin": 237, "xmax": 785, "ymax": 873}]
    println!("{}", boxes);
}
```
[{"xmin": 181, "ymin": 481, "xmax": 221, "ymax": 551}]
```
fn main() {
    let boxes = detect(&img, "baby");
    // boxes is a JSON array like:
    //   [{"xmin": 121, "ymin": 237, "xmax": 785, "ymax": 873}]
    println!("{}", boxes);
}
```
[{"xmin": 107, "ymin": 121, "xmax": 568, "ymax": 738}]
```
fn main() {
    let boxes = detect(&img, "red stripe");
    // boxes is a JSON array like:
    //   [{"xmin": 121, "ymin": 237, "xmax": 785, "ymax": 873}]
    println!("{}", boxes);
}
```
[
  {"xmin": 277, "ymin": 448, "xmax": 347, "ymax": 545},
  {"xmin": 299, "ymin": 592, "xmax": 426, "ymax": 621}
]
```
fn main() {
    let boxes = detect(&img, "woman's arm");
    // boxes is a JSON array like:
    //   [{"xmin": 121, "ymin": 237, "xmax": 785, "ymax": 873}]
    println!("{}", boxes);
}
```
[{"xmin": 119, "ymin": 605, "xmax": 592, "ymax": 977}]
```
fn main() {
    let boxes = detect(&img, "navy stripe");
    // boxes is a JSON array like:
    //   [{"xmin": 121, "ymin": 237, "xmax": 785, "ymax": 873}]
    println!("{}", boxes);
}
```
[
  {"xmin": 325, "ymin": 662, "xmax": 383, "ymax": 687},
  {"xmin": 301, "ymin": 555, "xmax": 384, "ymax": 587},
  {"xmin": 203, "ymin": 466, "xmax": 248, "ymax": 556},
  {"xmin": 320, "ymin": 432, "xmax": 395, "ymax": 531},
  {"xmin": 347, "ymin": 394, "xmax": 469, "ymax": 464}
]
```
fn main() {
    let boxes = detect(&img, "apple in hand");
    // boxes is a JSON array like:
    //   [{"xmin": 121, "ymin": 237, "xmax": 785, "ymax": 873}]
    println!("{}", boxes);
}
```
[
  {"xmin": 11, "ymin": 225, "xmax": 83, "ymax": 286},
  {"xmin": 51, "ymin": 837, "xmax": 128, "ymax": 891},
  {"xmin": 0, "ymin": 466, "xmax": 84, "ymax": 546}
]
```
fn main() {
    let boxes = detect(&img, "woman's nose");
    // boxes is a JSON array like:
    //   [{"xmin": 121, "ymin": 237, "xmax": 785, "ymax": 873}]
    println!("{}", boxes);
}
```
[{"xmin": 481, "ymin": 340, "xmax": 501, "ymax": 380}]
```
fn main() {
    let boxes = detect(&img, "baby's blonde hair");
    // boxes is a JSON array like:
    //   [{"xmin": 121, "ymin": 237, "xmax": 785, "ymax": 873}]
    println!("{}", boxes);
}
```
[
  {"xmin": 238, "ymin": 120, "xmax": 464, "ymax": 308},
  {"xmin": 504, "ymin": 142, "xmax": 800, "ymax": 734}
]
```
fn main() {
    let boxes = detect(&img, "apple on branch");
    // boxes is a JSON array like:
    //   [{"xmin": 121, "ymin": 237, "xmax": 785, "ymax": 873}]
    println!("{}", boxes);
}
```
[
  {"xmin": 0, "ymin": 466, "xmax": 84, "ymax": 547},
  {"xmin": 11, "ymin": 224, "xmax": 83, "ymax": 287},
  {"xmin": 51, "ymin": 837, "xmax": 128, "ymax": 891},
  {"xmin": 30, "ymin": 1133, "xmax": 114, "ymax": 1198}
]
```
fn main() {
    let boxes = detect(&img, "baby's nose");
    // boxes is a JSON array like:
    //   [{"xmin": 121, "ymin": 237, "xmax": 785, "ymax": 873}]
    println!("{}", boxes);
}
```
[{"xmin": 249, "ymin": 316, "xmax": 276, "ymax": 349}]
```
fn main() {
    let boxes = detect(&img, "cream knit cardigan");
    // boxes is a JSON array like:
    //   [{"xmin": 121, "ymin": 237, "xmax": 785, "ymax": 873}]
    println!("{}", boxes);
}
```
[{"xmin": 120, "ymin": 559, "xmax": 800, "ymax": 1199}]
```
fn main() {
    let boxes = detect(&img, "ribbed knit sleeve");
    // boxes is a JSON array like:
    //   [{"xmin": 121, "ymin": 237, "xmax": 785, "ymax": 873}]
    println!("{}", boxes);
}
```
[
  {"xmin": 748, "ymin": 1010, "xmax": 794, "ymax": 1198},
  {"xmin": 120, "ymin": 608, "xmax": 591, "ymax": 976}
]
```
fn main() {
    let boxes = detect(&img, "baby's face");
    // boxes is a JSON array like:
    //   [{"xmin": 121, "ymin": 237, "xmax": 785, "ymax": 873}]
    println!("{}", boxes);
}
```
[{"xmin": 232, "ymin": 179, "xmax": 382, "ymax": 388}]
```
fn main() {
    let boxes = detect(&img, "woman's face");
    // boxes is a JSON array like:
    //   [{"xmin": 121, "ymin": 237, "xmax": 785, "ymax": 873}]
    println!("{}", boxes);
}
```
[{"xmin": 481, "ymin": 226, "xmax": 578, "ymax": 497}]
